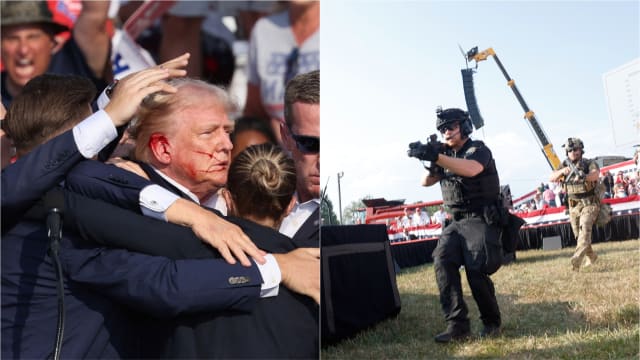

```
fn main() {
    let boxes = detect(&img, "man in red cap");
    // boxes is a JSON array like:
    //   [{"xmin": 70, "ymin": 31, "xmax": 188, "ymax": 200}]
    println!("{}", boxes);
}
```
[{"xmin": 1, "ymin": 0, "xmax": 111, "ymax": 108}]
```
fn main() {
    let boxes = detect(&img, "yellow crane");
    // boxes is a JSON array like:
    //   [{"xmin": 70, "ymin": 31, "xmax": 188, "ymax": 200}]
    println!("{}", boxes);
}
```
[{"xmin": 462, "ymin": 46, "xmax": 562, "ymax": 170}]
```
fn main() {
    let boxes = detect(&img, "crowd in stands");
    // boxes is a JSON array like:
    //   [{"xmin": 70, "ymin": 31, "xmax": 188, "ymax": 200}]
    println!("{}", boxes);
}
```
[
  {"xmin": 514, "ymin": 164, "xmax": 639, "ymax": 214},
  {"xmin": 385, "ymin": 205, "xmax": 451, "ymax": 239},
  {"xmin": 383, "ymin": 162, "xmax": 639, "ymax": 221},
  {"xmin": 603, "ymin": 170, "xmax": 639, "ymax": 199},
  {"xmin": 514, "ymin": 183, "xmax": 565, "ymax": 213}
]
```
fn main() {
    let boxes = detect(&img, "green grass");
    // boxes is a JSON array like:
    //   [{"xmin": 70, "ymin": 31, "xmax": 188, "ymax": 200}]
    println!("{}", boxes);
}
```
[{"xmin": 322, "ymin": 239, "xmax": 640, "ymax": 359}]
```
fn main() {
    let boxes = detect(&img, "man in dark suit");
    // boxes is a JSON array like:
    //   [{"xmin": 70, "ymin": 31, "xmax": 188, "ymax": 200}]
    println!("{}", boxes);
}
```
[
  {"xmin": 1, "ymin": 53, "xmax": 189, "ymax": 232},
  {"xmin": 1, "ymin": 71, "xmax": 290, "ymax": 358},
  {"xmin": 64, "ymin": 144, "xmax": 319, "ymax": 358},
  {"xmin": 64, "ymin": 76, "xmax": 320, "ymax": 302},
  {"xmin": 279, "ymin": 70, "xmax": 320, "ymax": 247},
  {"xmin": 61, "ymin": 76, "xmax": 320, "ymax": 357}
]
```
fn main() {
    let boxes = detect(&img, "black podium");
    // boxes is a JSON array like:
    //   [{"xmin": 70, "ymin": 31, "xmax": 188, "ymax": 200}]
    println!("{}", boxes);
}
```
[{"xmin": 321, "ymin": 224, "xmax": 401, "ymax": 345}]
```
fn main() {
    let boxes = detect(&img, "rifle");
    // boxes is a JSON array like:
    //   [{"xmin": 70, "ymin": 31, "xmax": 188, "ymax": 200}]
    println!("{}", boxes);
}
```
[
  {"xmin": 408, "ymin": 134, "xmax": 445, "ymax": 176},
  {"xmin": 560, "ymin": 160, "xmax": 584, "ymax": 210},
  {"xmin": 563, "ymin": 160, "xmax": 585, "ymax": 184}
]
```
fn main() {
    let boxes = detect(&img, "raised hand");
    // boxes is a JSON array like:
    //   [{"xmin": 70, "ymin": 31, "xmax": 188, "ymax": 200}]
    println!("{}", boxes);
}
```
[
  {"xmin": 104, "ymin": 53, "xmax": 191, "ymax": 127},
  {"xmin": 274, "ymin": 248, "xmax": 320, "ymax": 304},
  {"xmin": 165, "ymin": 198, "xmax": 266, "ymax": 267}
]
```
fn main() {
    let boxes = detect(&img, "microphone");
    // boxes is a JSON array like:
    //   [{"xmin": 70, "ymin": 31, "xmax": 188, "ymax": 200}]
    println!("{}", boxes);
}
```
[
  {"xmin": 43, "ymin": 189, "xmax": 65, "ymax": 360},
  {"xmin": 44, "ymin": 190, "xmax": 65, "ymax": 243},
  {"xmin": 445, "ymin": 130, "xmax": 460, "ymax": 141}
]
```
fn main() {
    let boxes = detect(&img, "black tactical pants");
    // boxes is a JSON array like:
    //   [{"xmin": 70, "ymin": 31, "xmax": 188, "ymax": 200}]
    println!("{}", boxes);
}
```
[{"xmin": 432, "ymin": 215, "xmax": 502, "ymax": 331}]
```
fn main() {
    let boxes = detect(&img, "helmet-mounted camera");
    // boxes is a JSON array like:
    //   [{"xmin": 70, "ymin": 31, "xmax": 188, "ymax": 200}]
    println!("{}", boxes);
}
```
[{"xmin": 562, "ymin": 137, "xmax": 584, "ymax": 154}]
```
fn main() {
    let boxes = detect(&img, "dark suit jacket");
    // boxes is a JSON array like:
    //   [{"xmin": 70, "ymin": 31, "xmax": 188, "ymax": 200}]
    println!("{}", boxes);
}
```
[
  {"xmin": 2, "ymin": 212, "xmax": 261, "ymax": 358},
  {"xmin": 292, "ymin": 207, "xmax": 321, "ymax": 248},
  {"xmin": 1, "ymin": 122, "xmax": 125, "ymax": 233},
  {"xmin": 2, "ymin": 217, "xmax": 135, "ymax": 358},
  {"xmin": 1, "ymin": 130, "xmax": 83, "ymax": 233},
  {"xmin": 140, "ymin": 218, "xmax": 318, "ymax": 359},
  {"xmin": 57, "ymin": 189, "xmax": 263, "ymax": 312},
  {"xmin": 0, "ymin": 129, "xmax": 120, "ymax": 358},
  {"xmin": 2, "ymin": 152, "xmax": 261, "ymax": 359},
  {"xmin": 65, "ymin": 160, "xmax": 319, "ymax": 358}
]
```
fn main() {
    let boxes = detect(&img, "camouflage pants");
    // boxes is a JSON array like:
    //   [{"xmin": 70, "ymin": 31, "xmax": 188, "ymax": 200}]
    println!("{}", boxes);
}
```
[{"xmin": 568, "ymin": 200, "xmax": 599, "ymax": 268}]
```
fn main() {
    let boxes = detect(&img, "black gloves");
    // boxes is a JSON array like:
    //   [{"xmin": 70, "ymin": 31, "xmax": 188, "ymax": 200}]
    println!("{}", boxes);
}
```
[
  {"xmin": 423, "ymin": 143, "xmax": 440, "ymax": 162},
  {"xmin": 407, "ymin": 136, "xmax": 443, "ymax": 162}
]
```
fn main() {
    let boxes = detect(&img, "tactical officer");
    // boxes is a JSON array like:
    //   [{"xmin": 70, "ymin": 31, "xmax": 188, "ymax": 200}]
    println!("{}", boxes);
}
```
[
  {"xmin": 549, "ymin": 137, "xmax": 600, "ymax": 271},
  {"xmin": 418, "ymin": 108, "xmax": 504, "ymax": 342}
]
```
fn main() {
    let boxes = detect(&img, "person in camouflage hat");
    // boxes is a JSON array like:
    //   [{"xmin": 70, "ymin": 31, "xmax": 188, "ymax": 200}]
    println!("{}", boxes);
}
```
[
  {"xmin": 1, "ymin": 1, "xmax": 111, "ymax": 108},
  {"xmin": 550, "ymin": 137, "xmax": 601, "ymax": 271}
]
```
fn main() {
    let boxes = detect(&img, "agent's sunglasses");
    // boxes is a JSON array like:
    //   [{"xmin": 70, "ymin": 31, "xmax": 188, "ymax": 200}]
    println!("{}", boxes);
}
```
[
  {"xmin": 567, "ymin": 148, "xmax": 581, "ymax": 153},
  {"xmin": 291, "ymin": 133, "xmax": 319, "ymax": 154},
  {"xmin": 438, "ymin": 123, "xmax": 459, "ymax": 134}
]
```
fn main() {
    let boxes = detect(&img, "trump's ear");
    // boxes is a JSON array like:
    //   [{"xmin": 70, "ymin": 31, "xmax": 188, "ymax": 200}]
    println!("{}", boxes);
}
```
[{"xmin": 148, "ymin": 133, "xmax": 172, "ymax": 165}]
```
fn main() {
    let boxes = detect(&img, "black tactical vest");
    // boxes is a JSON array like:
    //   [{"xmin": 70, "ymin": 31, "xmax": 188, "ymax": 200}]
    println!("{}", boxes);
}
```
[{"xmin": 439, "ymin": 140, "xmax": 500, "ymax": 210}]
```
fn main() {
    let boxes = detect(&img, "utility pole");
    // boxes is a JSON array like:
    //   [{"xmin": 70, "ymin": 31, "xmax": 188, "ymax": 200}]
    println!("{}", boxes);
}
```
[{"xmin": 337, "ymin": 171, "xmax": 344, "ymax": 224}]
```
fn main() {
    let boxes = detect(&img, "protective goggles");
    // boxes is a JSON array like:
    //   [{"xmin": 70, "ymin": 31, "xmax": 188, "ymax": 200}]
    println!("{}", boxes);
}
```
[{"xmin": 438, "ymin": 122, "xmax": 459, "ymax": 134}]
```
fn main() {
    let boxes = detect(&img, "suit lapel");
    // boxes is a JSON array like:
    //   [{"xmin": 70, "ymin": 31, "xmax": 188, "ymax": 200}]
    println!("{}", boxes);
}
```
[
  {"xmin": 292, "ymin": 207, "xmax": 320, "ymax": 248},
  {"xmin": 138, "ymin": 162, "xmax": 194, "ymax": 201}
]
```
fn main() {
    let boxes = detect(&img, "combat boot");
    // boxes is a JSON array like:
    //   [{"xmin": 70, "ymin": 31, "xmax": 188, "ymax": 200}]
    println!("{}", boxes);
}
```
[
  {"xmin": 571, "ymin": 257, "xmax": 581, "ymax": 271},
  {"xmin": 434, "ymin": 324, "xmax": 470, "ymax": 343},
  {"xmin": 584, "ymin": 253, "xmax": 598, "ymax": 267},
  {"xmin": 480, "ymin": 324, "xmax": 501, "ymax": 338}
]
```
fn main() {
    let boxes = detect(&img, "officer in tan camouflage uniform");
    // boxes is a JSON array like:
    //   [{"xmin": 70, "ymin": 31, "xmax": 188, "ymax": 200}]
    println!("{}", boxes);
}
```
[{"xmin": 550, "ymin": 138, "xmax": 600, "ymax": 271}]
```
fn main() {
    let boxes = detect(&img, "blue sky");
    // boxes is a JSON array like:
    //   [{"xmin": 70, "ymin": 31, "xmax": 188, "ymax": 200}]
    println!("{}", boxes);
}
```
[{"xmin": 321, "ymin": 1, "xmax": 639, "ymax": 219}]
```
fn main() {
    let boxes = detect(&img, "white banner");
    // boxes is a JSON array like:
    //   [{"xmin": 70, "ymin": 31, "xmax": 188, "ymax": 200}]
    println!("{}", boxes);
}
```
[
  {"xmin": 111, "ymin": 29, "xmax": 156, "ymax": 80},
  {"xmin": 603, "ymin": 58, "xmax": 640, "ymax": 147}
]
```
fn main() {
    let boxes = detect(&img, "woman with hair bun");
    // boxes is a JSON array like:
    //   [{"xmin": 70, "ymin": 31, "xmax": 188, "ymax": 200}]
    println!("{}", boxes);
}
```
[
  {"xmin": 224, "ymin": 142, "xmax": 296, "ymax": 228},
  {"xmin": 208, "ymin": 142, "xmax": 318, "ymax": 359}
]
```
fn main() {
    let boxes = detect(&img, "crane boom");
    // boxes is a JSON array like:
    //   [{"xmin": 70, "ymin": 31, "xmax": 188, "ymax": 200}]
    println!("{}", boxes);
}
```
[{"xmin": 465, "ymin": 47, "xmax": 562, "ymax": 170}]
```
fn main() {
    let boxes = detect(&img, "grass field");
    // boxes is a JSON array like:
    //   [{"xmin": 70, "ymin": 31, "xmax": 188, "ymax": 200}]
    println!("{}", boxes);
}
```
[{"xmin": 322, "ymin": 239, "xmax": 640, "ymax": 359}]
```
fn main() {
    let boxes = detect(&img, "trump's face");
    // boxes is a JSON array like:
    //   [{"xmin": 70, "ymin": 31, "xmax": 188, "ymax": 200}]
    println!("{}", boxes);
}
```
[{"xmin": 162, "ymin": 91, "xmax": 234, "ymax": 201}]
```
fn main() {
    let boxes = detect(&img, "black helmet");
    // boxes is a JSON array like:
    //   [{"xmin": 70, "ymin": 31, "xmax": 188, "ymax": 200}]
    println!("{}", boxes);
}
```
[
  {"xmin": 562, "ymin": 137, "xmax": 585, "ymax": 154},
  {"xmin": 436, "ymin": 107, "xmax": 473, "ymax": 137}
]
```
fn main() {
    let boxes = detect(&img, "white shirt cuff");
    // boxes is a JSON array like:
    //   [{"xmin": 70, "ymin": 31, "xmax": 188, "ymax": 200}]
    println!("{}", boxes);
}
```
[
  {"xmin": 140, "ymin": 185, "xmax": 181, "ymax": 221},
  {"xmin": 72, "ymin": 110, "xmax": 117, "ymax": 158},
  {"xmin": 96, "ymin": 88, "xmax": 110, "ymax": 110},
  {"xmin": 256, "ymin": 254, "xmax": 281, "ymax": 298}
]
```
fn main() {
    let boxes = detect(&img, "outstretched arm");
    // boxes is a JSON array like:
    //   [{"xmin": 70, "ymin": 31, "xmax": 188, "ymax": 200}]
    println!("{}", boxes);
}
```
[
  {"xmin": 1, "ymin": 60, "xmax": 186, "ymax": 233},
  {"xmin": 60, "ymin": 236, "xmax": 262, "ymax": 318},
  {"xmin": 61, "ymin": 189, "xmax": 318, "ymax": 303},
  {"xmin": 434, "ymin": 154, "xmax": 483, "ymax": 178},
  {"xmin": 66, "ymin": 161, "xmax": 265, "ymax": 266},
  {"xmin": 73, "ymin": 0, "xmax": 112, "ymax": 81},
  {"xmin": 2, "ymin": 131, "xmax": 82, "ymax": 233},
  {"xmin": 63, "ymin": 188, "xmax": 218, "ymax": 259}
]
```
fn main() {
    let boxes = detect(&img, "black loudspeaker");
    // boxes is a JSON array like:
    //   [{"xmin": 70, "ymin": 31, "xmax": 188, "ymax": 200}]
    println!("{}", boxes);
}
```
[
  {"xmin": 321, "ymin": 224, "xmax": 401, "ymax": 345},
  {"xmin": 461, "ymin": 68, "xmax": 485, "ymax": 130}
]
